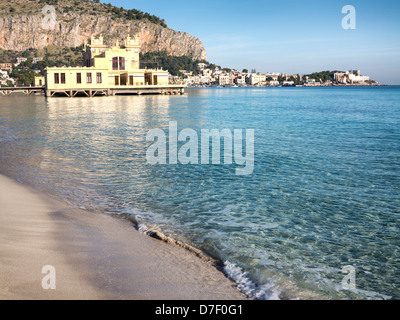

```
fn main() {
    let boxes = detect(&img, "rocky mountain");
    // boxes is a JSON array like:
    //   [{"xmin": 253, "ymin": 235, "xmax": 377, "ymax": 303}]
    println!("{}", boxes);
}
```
[{"xmin": 0, "ymin": 0, "xmax": 207, "ymax": 61}]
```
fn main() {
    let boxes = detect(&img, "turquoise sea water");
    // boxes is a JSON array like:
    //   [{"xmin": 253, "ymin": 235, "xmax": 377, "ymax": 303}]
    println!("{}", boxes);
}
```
[{"xmin": 0, "ymin": 87, "xmax": 399, "ymax": 300}]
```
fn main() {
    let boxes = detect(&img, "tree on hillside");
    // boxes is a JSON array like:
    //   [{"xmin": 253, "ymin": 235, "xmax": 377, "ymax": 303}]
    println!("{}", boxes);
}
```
[{"xmin": 140, "ymin": 51, "xmax": 208, "ymax": 76}]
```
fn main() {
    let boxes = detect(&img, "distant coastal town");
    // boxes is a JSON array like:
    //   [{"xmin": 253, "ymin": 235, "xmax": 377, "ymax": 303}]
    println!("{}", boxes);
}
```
[
  {"xmin": 0, "ymin": 55, "xmax": 383, "ymax": 89},
  {"xmin": 170, "ymin": 63, "xmax": 384, "ymax": 88}
]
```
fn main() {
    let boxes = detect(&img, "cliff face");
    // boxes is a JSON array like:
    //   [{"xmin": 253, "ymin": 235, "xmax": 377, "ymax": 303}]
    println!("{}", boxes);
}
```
[{"xmin": 0, "ymin": 11, "xmax": 207, "ymax": 61}]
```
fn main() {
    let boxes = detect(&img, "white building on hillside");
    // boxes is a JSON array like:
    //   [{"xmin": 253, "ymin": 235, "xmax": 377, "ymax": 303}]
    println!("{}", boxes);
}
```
[
  {"xmin": 249, "ymin": 73, "xmax": 266, "ymax": 86},
  {"xmin": 347, "ymin": 72, "xmax": 370, "ymax": 83},
  {"xmin": 218, "ymin": 74, "xmax": 230, "ymax": 86},
  {"xmin": 198, "ymin": 63, "xmax": 208, "ymax": 70}
]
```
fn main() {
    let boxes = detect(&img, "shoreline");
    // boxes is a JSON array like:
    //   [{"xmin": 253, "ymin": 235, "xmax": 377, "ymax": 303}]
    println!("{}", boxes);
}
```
[
  {"xmin": 186, "ymin": 83, "xmax": 389, "ymax": 88},
  {"xmin": 0, "ymin": 173, "xmax": 247, "ymax": 300}
]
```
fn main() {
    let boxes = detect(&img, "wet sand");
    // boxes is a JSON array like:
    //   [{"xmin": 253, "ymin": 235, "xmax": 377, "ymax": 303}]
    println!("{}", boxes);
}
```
[{"xmin": 0, "ymin": 174, "xmax": 246, "ymax": 300}]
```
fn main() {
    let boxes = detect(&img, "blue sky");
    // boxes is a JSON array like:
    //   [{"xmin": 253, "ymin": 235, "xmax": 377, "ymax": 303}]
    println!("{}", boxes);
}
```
[{"xmin": 107, "ymin": 0, "xmax": 400, "ymax": 84}]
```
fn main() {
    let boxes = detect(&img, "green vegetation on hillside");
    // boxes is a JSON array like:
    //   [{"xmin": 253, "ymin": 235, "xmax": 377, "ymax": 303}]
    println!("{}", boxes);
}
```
[
  {"xmin": 140, "ymin": 51, "xmax": 211, "ymax": 76},
  {"xmin": 102, "ymin": 3, "xmax": 167, "ymax": 27},
  {"xmin": 0, "ymin": 50, "xmax": 20, "ymax": 64},
  {"xmin": 1, "ymin": 45, "xmax": 83, "ymax": 85},
  {"xmin": 302, "ymin": 70, "xmax": 344, "ymax": 83}
]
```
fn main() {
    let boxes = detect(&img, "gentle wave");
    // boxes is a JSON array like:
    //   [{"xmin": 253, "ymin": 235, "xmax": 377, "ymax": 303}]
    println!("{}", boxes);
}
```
[{"xmin": 223, "ymin": 261, "xmax": 281, "ymax": 300}]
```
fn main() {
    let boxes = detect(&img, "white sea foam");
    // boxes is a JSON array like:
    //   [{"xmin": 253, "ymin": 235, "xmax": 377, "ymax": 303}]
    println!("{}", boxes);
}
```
[
  {"xmin": 136, "ymin": 223, "xmax": 160, "ymax": 239},
  {"xmin": 223, "ymin": 261, "xmax": 282, "ymax": 300},
  {"xmin": 137, "ymin": 223, "xmax": 153, "ymax": 235}
]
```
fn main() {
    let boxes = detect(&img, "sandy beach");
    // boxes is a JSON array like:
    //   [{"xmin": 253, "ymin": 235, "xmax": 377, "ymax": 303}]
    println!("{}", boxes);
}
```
[{"xmin": 0, "ymin": 174, "xmax": 246, "ymax": 300}]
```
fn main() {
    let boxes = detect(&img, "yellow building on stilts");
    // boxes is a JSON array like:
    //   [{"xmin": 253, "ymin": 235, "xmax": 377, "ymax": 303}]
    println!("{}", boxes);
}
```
[{"xmin": 44, "ymin": 35, "xmax": 185, "ymax": 97}]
